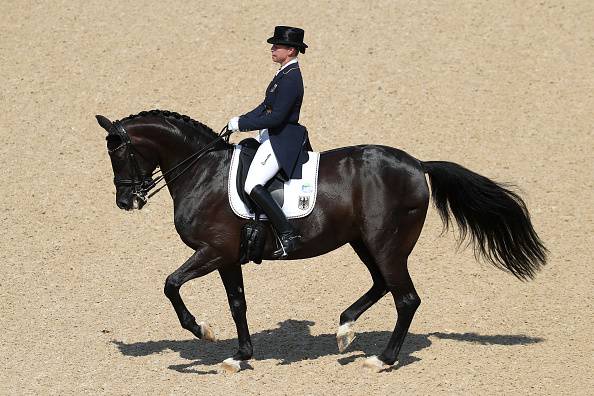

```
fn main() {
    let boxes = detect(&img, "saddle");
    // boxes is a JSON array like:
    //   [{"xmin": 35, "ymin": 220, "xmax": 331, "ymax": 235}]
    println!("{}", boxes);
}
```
[{"xmin": 231, "ymin": 138, "xmax": 320, "ymax": 264}]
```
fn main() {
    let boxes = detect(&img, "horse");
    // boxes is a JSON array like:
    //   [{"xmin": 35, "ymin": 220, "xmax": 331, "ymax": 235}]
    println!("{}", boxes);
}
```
[{"xmin": 96, "ymin": 109, "xmax": 547, "ymax": 372}]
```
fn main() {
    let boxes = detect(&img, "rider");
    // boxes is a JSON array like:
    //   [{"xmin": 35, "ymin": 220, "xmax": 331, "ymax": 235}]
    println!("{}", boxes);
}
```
[{"xmin": 227, "ymin": 26, "xmax": 309, "ymax": 258}]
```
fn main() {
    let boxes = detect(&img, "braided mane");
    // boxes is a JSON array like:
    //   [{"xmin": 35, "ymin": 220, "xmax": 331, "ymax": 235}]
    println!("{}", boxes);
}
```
[{"xmin": 119, "ymin": 109, "xmax": 222, "ymax": 142}]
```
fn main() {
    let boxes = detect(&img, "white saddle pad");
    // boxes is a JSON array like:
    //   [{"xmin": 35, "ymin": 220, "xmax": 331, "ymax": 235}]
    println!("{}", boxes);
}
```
[{"xmin": 228, "ymin": 144, "xmax": 320, "ymax": 220}]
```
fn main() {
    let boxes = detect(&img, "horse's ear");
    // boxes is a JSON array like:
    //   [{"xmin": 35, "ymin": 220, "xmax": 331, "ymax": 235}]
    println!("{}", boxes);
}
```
[{"xmin": 95, "ymin": 114, "xmax": 113, "ymax": 132}]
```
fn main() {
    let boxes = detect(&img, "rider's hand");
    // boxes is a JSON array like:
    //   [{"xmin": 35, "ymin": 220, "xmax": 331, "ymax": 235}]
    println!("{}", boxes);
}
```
[{"xmin": 228, "ymin": 116, "xmax": 240, "ymax": 131}]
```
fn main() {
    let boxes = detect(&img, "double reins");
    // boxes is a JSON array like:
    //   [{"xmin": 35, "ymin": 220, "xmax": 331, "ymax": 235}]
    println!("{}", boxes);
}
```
[
  {"xmin": 146, "ymin": 125, "xmax": 232, "ymax": 199},
  {"xmin": 111, "ymin": 121, "xmax": 233, "ymax": 202}
]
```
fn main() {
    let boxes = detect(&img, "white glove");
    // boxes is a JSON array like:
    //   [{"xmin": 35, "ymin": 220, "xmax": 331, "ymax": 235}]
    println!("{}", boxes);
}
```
[{"xmin": 228, "ymin": 116, "xmax": 240, "ymax": 131}]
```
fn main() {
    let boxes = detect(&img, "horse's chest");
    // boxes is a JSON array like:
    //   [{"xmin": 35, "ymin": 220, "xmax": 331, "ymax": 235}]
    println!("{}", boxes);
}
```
[{"xmin": 174, "ymin": 204, "xmax": 223, "ymax": 244}]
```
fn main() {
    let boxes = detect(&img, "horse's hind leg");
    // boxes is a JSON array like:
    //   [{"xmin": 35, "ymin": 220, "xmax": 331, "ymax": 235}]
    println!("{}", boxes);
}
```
[
  {"xmin": 363, "ymin": 262, "xmax": 421, "ymax": 370},
  {"xmin": 337, "ymin": 240, "xmax": 387, "ymax": 352},
  {"xmin": 362, "ymin": 207, "xmax": 426, "ymax": 370},
  {"xmin": 163, "ymin": 246, "xmax": 222, "ymax": 341}
]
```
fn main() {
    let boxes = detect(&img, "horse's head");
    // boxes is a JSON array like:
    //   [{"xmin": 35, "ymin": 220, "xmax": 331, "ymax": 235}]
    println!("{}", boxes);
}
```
[{"xmin": 96, "ymin": 115, "xmax": 157, "ymax": 211}]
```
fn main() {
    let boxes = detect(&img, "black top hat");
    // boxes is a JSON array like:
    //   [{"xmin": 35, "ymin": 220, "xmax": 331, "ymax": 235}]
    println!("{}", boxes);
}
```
[{"xmin": 267, "ymin": 26, "xmax": 308, "ymax": 54}]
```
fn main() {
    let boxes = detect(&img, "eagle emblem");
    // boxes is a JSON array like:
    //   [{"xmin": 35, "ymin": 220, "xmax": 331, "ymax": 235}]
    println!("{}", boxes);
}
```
[{"xmin": 298, "ymin": 196, "xmax": 310, "ymax": 210}]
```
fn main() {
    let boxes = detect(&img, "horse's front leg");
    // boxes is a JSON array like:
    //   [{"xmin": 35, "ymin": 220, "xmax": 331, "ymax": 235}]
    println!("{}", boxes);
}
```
[
  {"xmin": 219, "ymin": 265, "xmax": 253, "ymax": 373},
  {"xmin": 163, "ymin": 245, "xmax": 222, "ymax": 341}
]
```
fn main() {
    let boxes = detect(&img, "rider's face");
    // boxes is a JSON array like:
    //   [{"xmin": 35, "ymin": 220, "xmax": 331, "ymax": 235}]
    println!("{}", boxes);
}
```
[{"xmin": 271, "ymin": 44, "xmax": 295, "ymax": 66}]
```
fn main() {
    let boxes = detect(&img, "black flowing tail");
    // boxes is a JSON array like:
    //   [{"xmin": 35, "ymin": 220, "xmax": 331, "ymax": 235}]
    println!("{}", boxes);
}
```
[{"xmin": 422, "ymin": 161, "xmax": 547, "ymax": 280}]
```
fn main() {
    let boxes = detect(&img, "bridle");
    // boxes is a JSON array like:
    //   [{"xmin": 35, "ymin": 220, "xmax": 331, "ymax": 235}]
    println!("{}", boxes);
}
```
[{"xmin": 108, "ymin": 120, "xmax": 232, "ymax": 204}]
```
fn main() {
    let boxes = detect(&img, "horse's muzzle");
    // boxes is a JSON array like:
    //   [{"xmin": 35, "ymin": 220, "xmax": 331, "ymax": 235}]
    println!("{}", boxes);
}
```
[
  {"xmin": 116, "ymin": 195, "xmax": 133, "ymax": 211},
  {"xmin": 116, "ymin": 195, "xmax": 146, "ymax": 211}
]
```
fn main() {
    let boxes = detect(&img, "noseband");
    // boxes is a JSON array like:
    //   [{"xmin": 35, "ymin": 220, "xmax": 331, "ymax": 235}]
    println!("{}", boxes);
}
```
[{"xmin": 108, "ymin": 121, "xmax": 232, "ymax": 203}]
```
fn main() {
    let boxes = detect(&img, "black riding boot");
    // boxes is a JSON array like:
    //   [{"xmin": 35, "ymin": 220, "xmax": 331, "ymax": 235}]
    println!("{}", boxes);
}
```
[{"xmin": 249, "ymin": 184, "xmax": 301, "ymax": 258}]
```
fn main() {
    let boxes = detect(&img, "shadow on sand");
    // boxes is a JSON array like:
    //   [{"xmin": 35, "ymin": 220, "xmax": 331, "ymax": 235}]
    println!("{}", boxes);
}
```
[{"xmin": 112, "ymin": 319, "xmax": 544, "ymax": 374}]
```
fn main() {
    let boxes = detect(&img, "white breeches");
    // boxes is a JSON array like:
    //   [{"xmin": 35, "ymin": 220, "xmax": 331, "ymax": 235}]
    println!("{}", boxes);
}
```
[{"xmin": 244, "ymin": 130, "xmax": 280, "ymax": 194}]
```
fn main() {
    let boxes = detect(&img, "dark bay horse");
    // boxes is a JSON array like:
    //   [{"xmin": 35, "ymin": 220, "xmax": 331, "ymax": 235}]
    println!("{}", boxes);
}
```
[{"xmin": 96, "ymin": 109, "xmax": 546, "ymax": 372}]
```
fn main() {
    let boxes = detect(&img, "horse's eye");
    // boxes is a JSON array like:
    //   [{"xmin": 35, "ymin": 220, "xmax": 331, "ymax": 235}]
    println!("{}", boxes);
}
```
[{"xmin": 107, "ymin": 135, "xmax": 123, "ymax": 151}]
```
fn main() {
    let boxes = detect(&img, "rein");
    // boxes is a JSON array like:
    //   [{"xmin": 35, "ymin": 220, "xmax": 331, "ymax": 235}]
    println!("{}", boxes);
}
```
[{"xmin": 110, "ymin": 121, "xmax": 232, "ymax": 203}]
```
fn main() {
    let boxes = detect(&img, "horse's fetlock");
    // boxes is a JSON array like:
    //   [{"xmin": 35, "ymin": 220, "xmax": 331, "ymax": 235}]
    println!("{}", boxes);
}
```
[
  {"xmin": 234, "ymin": 344, "xmax": 253, "ymax": 361},
  {"xmin": 181, "ymin": 314, "xmax": 197, "ymax": 330},
  {"xmin": 339, "ymin": 312, "xmax": 355, "ymax": 325},
  {"xmin": 378, "ymin": 352, "xmax": 397, "ymax": 366}
]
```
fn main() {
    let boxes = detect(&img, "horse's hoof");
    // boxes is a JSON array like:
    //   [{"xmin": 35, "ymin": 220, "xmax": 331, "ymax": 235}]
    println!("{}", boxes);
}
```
[
  {"xmin": 362, "ymin": 356, "xmax": 392, "ymax": 372},
  {"xmin": 220, "ymin": 358, "xmax": 243, "ymax": 373},
  {"xmin": 198, "ymin": 321, "xmax": 216, "ymax": 342},
  {"xmin": 336, "ymin": 322, "xmax": 356, "ymax": 352}
]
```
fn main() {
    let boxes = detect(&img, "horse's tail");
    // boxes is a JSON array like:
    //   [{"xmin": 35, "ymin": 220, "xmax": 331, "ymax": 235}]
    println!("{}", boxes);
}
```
[{"xmin": 422, "ymin": 161, "xmax": 547, "ymax": 280}]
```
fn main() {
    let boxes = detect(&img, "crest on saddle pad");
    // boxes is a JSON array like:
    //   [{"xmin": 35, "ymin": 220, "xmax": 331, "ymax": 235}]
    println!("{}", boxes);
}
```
[
  {"xmin": 228, "ymin": 144, "xmax": 320, "ymax": 220},
  {"xmin": 298, "ymin": 195, "xmax": 310, "ymax": 210}
]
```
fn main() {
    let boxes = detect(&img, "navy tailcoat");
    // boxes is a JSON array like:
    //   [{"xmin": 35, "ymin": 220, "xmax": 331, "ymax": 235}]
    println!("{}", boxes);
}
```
[{"xmin": 238, "ymin": 63, "xmax": 309, "ymax": 179}]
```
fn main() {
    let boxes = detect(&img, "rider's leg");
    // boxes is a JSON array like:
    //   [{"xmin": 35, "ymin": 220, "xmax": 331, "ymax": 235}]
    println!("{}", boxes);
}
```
[
  {"xmin": 244, "ymin": 138, "xmax": 280, "ymax": 195},
  {"xmin": 244, "ymin": 139, "xmax": 301, "ymax": 257}
]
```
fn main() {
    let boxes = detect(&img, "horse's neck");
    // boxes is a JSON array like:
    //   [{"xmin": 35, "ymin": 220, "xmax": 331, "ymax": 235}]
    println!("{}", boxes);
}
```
[
  {"xmin": 130, "ymin": 120, "xmax": 229, "ymax": 203},
  {"xmin": 150, "ymin": 124, "xmax": 212, "ymax": 173},
  {"xmin": 161, "ymin": 143, "xmax": 232, "ymax": 204}
]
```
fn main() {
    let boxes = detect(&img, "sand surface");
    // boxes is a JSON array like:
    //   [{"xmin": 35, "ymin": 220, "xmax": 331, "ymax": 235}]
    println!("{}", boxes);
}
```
[{"xmin": 2, "ymin": 1, "xmax": 593, "ymax": 394}]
